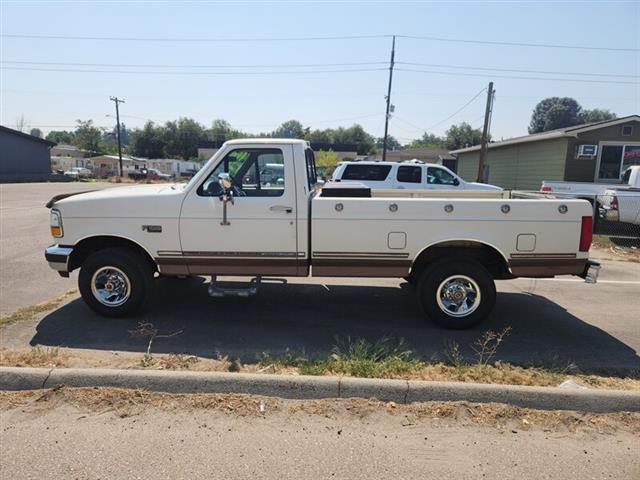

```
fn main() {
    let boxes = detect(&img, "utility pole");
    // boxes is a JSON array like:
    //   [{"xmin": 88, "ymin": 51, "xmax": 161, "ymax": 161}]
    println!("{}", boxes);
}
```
[
  {"xmin": 476, "ymin": 82, "xmax": 494, "ymax": 183},
  {"xmin": 382, "ymin": 35, "xmax": 396, "ymax": 161},
  {"xmin": 109, "ymin": 96, "xmax": 125, "ymax": 177}
]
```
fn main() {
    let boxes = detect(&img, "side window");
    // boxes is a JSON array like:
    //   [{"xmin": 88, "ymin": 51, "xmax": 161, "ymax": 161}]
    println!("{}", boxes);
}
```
[
  {"xmin": 397, "ymin": 165, "xmax": 421, "ymax": 183},
  {"xmin": 427, "ymin": 167, "xmax": 456, "ymax": 185},
  {"xmin": 198, "ymin": 148, "xmax": 285, "ymax": 197},
  {"xmin": 305, "ymin": 148, "xmax": 318, "ymax": 189},
  {"xmin": 341, "ymin": 164, "xmax": 392, "ymax": 181}
]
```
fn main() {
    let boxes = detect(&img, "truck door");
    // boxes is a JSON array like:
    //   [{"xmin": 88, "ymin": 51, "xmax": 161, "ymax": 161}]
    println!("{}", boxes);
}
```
[{"xmin": 176, "ymin": 144, "xmax": 300, "ymax": 276}]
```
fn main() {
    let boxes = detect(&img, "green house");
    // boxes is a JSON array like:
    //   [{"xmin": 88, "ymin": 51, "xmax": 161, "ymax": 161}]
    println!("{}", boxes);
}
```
[{"xmin": 451, "ymin": 115, "xmax": 640, "ymax": 190}]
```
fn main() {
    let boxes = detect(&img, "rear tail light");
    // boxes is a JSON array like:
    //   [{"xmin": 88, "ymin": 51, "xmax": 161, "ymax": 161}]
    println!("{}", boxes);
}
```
[
  {"xmin": 541, "ymin": 185, "xmax": 552, "ymax": 193},
  {"xmin": 579, "ymin": 215, "xmax": 593, "ymax": 252}
]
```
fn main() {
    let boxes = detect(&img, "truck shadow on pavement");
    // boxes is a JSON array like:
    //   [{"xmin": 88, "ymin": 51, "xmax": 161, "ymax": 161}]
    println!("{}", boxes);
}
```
[{"xmin": 30, "ymin": 277, "xmax": 640, "ymax": 375}]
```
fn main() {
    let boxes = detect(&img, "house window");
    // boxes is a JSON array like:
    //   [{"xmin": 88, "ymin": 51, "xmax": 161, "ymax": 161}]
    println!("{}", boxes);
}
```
[
  {"xmin": 621, "ymin": 125, "xmax": 633, "ymax": 136},
  {"xmin": 598, "ymin": 144, "xmax": 640, "ymax": 180}
]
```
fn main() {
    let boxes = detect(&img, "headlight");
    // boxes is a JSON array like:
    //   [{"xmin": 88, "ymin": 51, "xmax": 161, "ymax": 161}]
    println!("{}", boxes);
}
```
[{"xmin": 50, "ymin": 209, "xmax": 63, "ymax": 237}]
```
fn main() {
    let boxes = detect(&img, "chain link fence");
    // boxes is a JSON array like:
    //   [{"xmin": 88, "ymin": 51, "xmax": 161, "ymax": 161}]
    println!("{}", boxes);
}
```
[{"xmin": 593, "ymin": 193, "xmax": 640, "ymax": 241}]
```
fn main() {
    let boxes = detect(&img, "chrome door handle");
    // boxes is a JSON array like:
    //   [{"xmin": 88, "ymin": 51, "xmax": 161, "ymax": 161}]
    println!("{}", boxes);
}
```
[{"xmin": 270, "ymin": 205, "xmax": 293, "ymax": 213}]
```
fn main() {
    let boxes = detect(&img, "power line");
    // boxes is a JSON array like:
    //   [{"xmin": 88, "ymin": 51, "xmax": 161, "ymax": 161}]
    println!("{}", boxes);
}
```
[
  {"xmin": 0, "ymin": 33, "xmax": 391, "ymax": 43},
  {"xmin": 396, "ymin": 34, "xmax": 639, "ymax": 53},
  {"xmin": 396, "ymin": 62, "xmax": 638, "ymax": 79},
  {"xmin": 396, "ymin": 68, "xmax": 640, "ymax": 85},
  {"xmin": 3, "ymin": 32, "xmax": 636, "ymax": 52},
  {"xmin": 1, "ymin": 60, "xmax": 388, "ymax": 69},
  {"xmin": 0, "ymin": 66, "xmax": 387, "ymax": 75},
  {"xmin": 422, "ymin": 88, "xmax": 488, "ymax": 131}
]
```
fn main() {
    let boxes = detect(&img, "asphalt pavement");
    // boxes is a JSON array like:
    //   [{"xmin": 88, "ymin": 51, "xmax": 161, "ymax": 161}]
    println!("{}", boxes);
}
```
[
  {"xmin": 1, "ymin": 182, "xmax": 639, "ymax": 374},
  {"xmin": 0, "ymin": 181, "xmax": 116, "ymax": 315},
  {"xmin": 1, "ymin": 395, "xmax": 638, "ymax": 480}
]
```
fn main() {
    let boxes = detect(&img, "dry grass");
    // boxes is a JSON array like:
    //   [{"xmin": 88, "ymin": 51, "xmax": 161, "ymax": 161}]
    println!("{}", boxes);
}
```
[
  {"xmin": 0, "ymin": 347, "xmax": 69, "ymax": 368},
  {"xmin": 0, "ymin": 289, "xmax": 77, "ymax": 327},
  {"xmin": 0, "ymin": 346, "xmax": 637, "ymax": 390},
  {"xmin": 592, "ymin": 239, "xmax": 640, "ymax": 263},
  {"xmin": 1, "ymin": 387, "xmax": 637, "ymax": 433}
]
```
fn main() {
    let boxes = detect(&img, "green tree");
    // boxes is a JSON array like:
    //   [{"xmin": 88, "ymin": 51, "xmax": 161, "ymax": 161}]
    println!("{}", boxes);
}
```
[
  {"xmin": 305, "ymin": 128, "xmax": 334, "ymax": 144},
  {"xmin": 74, "ymin": 120, "xmax": 103, "ymax": 154},
  {"xmin": 130, "ymin": 121, "xmax": 166, "ymax": 158},
  {"xmin": 46, "ymin": 130, "xmax": 75, "ymax": 144},
  {"xmin": 29, "ymin": 128, "xmax": 43, "ymax": 138},
  {"xmin": 333, "ymin": 124, "xmax": 376, "ymax": 154},
  {"xmin": 444, "ymin": 122, "xmax": 483, "ymax": 150},
  {"xmin": 315, "ymin": 150, "xmax": 340, "ymax": 177},
  {"xmin": 375, "ymin": 135, "xmax": 401, "ymax": 150},
  {"xmin": 529, "ymin": 97, "xmax": 583, "ymax": 133},
  {"xmin": 272, "ymin": 120, "xmax": 306, "ymax": 139},
  {"xmin": 580, "ymin": 109, "xmax": 617, "ymax": 123},
  {"xmin": 408, "ymin": 132, "xmax": 445, "ymax": 149},
  {"xmin": 162, "ymin": 118, "xmax": 206, "ymax": 159},
  {"xmin": 208, "ymin": 119, "xmax": 246, "ymax": 142}
]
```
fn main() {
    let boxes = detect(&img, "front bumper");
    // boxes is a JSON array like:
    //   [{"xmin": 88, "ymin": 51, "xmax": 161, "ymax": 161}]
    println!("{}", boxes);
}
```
[{"xmin": 45, "ymin": 244, "xmax": 73, "ymax": 276}]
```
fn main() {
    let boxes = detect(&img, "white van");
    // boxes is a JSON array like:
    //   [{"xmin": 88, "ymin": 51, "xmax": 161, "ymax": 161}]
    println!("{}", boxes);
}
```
[{"xmin": 331, "ymin": 160, "xmax": 502, "ymax": 191}]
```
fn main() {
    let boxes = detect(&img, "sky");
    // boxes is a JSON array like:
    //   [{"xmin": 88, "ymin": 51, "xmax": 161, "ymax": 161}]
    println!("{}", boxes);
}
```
[{"xmin": 1, "ymin": 0, "xmax": 639, "ymax": 144}]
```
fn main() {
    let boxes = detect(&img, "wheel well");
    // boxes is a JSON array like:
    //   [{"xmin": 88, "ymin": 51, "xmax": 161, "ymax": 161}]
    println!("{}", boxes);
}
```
[
  {"xmin": 68, "ymin": 236, "xmax": 157, "ymax": 273},
  {"xmin": 409, "ymin": 241, "xmax": 511, "ymax": 280}
]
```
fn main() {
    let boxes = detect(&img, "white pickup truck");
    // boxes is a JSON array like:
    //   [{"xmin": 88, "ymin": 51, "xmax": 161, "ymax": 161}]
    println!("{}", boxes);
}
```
[
  {"xmin": 541, "ymin": 166, "xmax": 640, "ymax": 200},
  {"xmin": 597, "ymin": 167, "xmax": 640, "ymax": 227},
  {"xmin": 45, "ymin": 139, "xmax": 600, "ymax": 329}
]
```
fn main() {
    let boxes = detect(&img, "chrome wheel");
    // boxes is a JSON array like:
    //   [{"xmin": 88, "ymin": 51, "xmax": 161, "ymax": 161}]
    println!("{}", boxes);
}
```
[
  {"xmin": 90, "ymin": 266, "xmax": 131, "ymax": 307},
  {"xmin": 436, "ymin": 275, "xmax": 481, "ymax": 318}
]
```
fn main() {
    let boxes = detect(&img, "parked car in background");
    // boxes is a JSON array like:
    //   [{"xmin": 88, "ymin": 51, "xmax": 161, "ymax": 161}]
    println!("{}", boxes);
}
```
[
  {"xmin": 541, "ymin": 166, "xmax": 640, "ymax": 198},
  {"xmin": 599, "ymin": 168, "xmax": 640, "ymax": 227},
  {"xmin": 127, "ymin": 168, "xmax": 172, "ymax": 181},
  {"xmin": 63, "ymin": 167, "xmax": 92, "ymax": 180},
  {"xmin": 331, "ymin": 160, "xmax": 502, "ymax": 191}
]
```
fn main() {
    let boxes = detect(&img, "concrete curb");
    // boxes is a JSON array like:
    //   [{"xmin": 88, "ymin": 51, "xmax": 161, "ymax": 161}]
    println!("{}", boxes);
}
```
[{"xmin": 1, "ymin": 366, "xmax": 638, "ymax": 413}]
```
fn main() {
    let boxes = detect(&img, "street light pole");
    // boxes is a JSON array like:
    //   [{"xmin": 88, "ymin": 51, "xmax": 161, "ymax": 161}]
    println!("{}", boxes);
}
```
[{"xmin": 109, "ymin": 96, "xmax": 125, "ymax": 177}]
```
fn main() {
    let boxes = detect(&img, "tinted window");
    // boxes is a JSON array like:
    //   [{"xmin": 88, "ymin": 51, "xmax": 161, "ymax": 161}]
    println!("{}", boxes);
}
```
[
  {"xmin": 427, "ymin": 167, "xmax": 456, "ymax": 185},
  {"xmin": 342, "ymin": 164, "xmax": 392, "ymax": 181},
  {"xmin": 305, "ymin": 148, "xmax": 318, "ymax": 189},
  {"xmin": 397, "ymin": 165, "xmax": 421, "ymax": 183},
  {"xmin": 198, "ymin": 148, "xmax": 285, "ymax": 197}
]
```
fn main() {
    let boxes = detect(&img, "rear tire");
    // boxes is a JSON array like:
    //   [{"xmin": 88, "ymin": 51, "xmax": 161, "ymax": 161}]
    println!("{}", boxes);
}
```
[
  {"xmin": 417, "ymin": 258, "xmax": 496, "ymax": 329},
  {"xmin": 78, "ymin": 247, "xmax": 153, "ymax": 317}
]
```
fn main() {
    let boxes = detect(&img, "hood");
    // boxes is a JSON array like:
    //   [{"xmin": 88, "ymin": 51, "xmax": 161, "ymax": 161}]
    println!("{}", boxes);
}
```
[
  {"xmin": 466, "ymin": 182, "xmax": 503, "ymax": 191},
  {"xmin": 51, "ymin": 184, "xmax": 186, "ymax": 218}
]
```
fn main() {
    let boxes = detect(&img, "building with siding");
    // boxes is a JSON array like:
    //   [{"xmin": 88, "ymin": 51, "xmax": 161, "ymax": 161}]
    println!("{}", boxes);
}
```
[
  {"xmin": 451, "ymin": 116, "xmax": 640, "ymax": 190},
  {"xmin": 0, "ymin": 126, "xmax": 57, "ymax": 182}
]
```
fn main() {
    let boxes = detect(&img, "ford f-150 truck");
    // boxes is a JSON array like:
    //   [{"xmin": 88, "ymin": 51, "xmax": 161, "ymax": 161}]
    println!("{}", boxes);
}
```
[{"xmin": 45, "ymin": 139, "xmax": 600, "ymax": 329}]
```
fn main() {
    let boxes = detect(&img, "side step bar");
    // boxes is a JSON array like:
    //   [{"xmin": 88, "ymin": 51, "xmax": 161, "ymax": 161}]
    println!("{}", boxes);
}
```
[{"xmin": 207, "ymin": 276, "xmax": 287, "ymax": 297}]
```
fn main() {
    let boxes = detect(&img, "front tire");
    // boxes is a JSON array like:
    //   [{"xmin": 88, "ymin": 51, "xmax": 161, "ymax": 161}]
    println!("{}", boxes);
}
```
[
  {"xmin": 417, "ymin": 258, "xmax": 496, "ymax": 329},
  {"xmin": 78, "ymin": 247, "xmax": 153, "ymax": 317}
]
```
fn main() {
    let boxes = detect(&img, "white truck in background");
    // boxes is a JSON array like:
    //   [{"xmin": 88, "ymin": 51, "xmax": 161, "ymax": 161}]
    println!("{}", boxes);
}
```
[
  {"xmin": 541, "ymin": 165, "xmax": 640, "ymax": 199},
  {"xmin": 45, "ymin": 139, "xmax": 600, "ymax": 329},
  {"xmin": 331, "ymin": 160, "xmax": 502, "ymax": 191},
  {"xmin": 599, "ymin": 167, "xmax": 640, "ymax": 226}
]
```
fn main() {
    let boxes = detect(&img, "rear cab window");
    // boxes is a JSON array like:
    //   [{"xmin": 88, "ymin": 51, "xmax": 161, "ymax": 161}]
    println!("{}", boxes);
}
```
[{"xmin": 341, "ymin": 164, "xmax": 392, "ymax": 181}]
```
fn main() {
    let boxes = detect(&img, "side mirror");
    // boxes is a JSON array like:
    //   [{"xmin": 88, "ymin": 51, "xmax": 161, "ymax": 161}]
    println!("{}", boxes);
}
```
[
  {"xmin": 453, "ymin": 178, "xmax": 460, "ymax": 186},
  {"xmin": 218, "ymin": 172, "xmax": 233, "ymax": 193}
]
